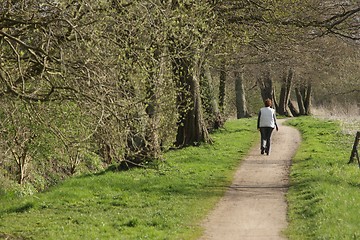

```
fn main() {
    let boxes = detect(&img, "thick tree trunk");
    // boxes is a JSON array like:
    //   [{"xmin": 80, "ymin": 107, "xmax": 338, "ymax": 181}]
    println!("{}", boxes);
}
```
[
  {"xmin": 192, "ymin": 59, "xmax": 211, "ymax": 144},
  {"xmin": 123, "ymin": 47, "xmax": 165, "ymax": 164},
  {"xmin": 258, "ymin": 70, "xmax": 274, "ymax": 102},
  {"xmin": 295, "ymin": 87, "xmax": 306, "ymax": 115},
  {"xmin": 173, "ymin": 55, "xmax": 211, "ymax": 147},
  {"xmin": 278, "ymin": 69, "xmax": 293, "ymax": 116},
  {"xmin": 295, "ymin": 81, "xmax": 312, "ymax": 116},
  {"xmin": 168, "ymin": 1, "xmax": 211, "ymax": 147},
  {"xmin": 234, "ymin": 70, "xmax": 250, "ymax": 118},
  {"xmin": 288, "ymin": 100, "xmax": 300, "ymax": 117},
  {"xmin": 203, "ymin": 63, "xmax": 223, "ymax": 129}
]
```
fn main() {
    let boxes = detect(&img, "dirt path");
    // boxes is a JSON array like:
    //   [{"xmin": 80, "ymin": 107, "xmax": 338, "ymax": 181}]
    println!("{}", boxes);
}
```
[{"xmin": 199, "ymin": 119, "xmax": 301, "ymax": 240}]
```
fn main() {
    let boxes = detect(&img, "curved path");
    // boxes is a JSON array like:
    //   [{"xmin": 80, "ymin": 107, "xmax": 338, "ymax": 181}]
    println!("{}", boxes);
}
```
[{"xmin": 200, "ymin": 119, "xmax": 301, "ymax": 240}]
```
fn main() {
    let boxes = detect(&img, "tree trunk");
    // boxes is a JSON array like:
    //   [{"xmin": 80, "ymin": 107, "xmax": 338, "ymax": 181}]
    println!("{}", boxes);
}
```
[
  {"xmin": 173, "ymin": 55, "xmax": 211, "ymax": 147},
  {"xmin": 203, "ymin": 63, "xmax": 223, "ymax": 129},
  {"xmin": 288, "ymin": 100, "xmax": 300, "ymax": 117},
  {"xmin": 273, "ymin": 87, "xmax": 279, "ymax": 111},
  {"xmin": 144, "ymin": 47, "xmax": 162, "ymax": 160},
  {"xmin": 219, "ymin": 61, "xmax": 226, "ymax": 114},
  {"xmin": 278, "ymin": 73, "xmax": 287, "ymax": 115},
  {"xmin": 18, "ymin": 152, "xmax": 27, "ymax": 185},
  {"xmin": 234, "ymin": 70, "xmax": 250, "ymax": 118},
  {"xmin": 168, "ymin": 0, "xmax": 211, "ymax": 147},
  {"xmin": 258, "ymin": 70, "xmax": 274, "ymax": 102},
  {"xmin": 192, "ymin": 58, "xmax": 211, "ymax": 144},
  {"xmin": 285, "ymin": 70, "xmax": 293, "ymax": 116},
  {"xmin": 304, "ymin": 81, "xmax": 312, "ymax": 115},
  {"xmin": 295, "ymin": 81, "xmax": 312, "ymax": 116},
  {"xmin": 68, "ymin": 150, "xmax": 80, "ymax": 175},
  {"xmin": 278, "ymin": 69, "xmax": 293, "ymax": 116},
  {"xmin": 295, "ymin": 87, "xmax": 306, "ymax": 115},
  {"xmin": 123, "ymin": 47, "xmax": 163, "ymax": 164},
  {"xmin": 9, "ymin": 133, "xmax": 34, "ymax": 184},
  {"xmin": 12, "ymin": 147, "xmax": 28, "ymax": 185}
]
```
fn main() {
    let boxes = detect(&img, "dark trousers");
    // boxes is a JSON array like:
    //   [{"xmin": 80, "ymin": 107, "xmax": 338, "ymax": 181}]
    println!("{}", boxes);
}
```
[{"xmin": 260, "ymin": 127, "xmax": 274, "ymax": 153}]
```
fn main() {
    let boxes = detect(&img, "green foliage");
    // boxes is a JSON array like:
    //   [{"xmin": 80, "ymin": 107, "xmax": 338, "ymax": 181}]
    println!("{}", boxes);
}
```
[
  {"xmin": 0, "ymin": 118, "xmax": 258, "ymax": 240},
  {"xmin": 285, "ymin": 117, "xmax": 359, "ymax": 239},
  {"xmin": 0, "ymin": 98, "xmax": 104, "ymax": 190},
  {"xmin": 1, "ymin": 0, "xmax": 219, "ymax": 188},
  {"xmin": 1, "ymin": 0, "xmax": 358, "ymax": 197}
]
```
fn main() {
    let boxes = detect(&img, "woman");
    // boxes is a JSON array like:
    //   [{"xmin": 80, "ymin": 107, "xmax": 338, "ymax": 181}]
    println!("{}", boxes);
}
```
[{"xmin": 257, "ymin": 98, "xmax": 279, "ymax": 155}]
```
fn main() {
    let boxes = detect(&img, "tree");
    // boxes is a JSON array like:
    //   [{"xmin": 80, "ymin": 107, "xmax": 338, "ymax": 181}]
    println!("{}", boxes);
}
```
[
  {"xmin": 218, "ymin": 61, "xmax": 226, "ymax": 114},
  {"xmin": 201, "ymin": 63, "xmax": 223, "ymax": 130},
  {"xmin": 213, "ymin": 0, "xmax": 359, "ymax": 117},
  {"xmin": 168, "ymin": 0, "xmax": 214, "ymax": 147},
  {"xmin": 234, "ymin": 69, "xmax": 250, "ymax": 118},
  {"xmin": 278, "ymin": 68, "xmax": 294, "ymax": 116}
]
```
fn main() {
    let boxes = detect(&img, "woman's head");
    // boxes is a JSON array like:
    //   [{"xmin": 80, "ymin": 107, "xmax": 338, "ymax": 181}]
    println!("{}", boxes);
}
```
[{"xmin": 264, "ymin": 98, "xmax": 272, "ymax": 107}]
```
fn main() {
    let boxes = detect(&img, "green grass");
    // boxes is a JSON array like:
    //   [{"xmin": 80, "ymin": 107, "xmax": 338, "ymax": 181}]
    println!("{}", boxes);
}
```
[
  {"xmin": 0, "ymin": 118, "xmax": 258, "ymax": 240},
  {"xmin": 285, "ymin": 116, "xmax": 360, "ymax": 240}
]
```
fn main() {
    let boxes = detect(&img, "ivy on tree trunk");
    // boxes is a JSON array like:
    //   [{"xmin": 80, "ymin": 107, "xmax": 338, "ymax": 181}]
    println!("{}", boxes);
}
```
[{"xmin": 173, "ymin": 55, "xmax": 211, "ymax": 147}]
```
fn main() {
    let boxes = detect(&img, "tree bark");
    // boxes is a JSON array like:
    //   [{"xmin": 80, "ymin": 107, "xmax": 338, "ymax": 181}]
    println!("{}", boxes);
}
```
[
  {"xmin": 295, "ymin": 81, "xmax": 312, "ymax": 116},
  {"xmin": 295, "ymin": 87, "xmax": 306, "ymax": 115},
  {"xmin": 258, "ymin": 70, "xmax": 274, "ymax": 102},
  {"xmin": 278, "ymin": 68, "xmax": 293, "ymax": 116},
  {"xmin": 304, "ymin": 81, "xmax": 312, "ymax": 115},
  {"xmin": 234, "ymin": 70, "xmax": 250, "ymax": 118},
  {"xmin": 14, "ymin": 150, "xmax": 27, "ymax": 185},
  {"xmin": 203, "ymin": 63, "xmax": 223, "ymax": 129},
  {"xmin": 10, "ymin": 136, "xmax": 33, "ymax": 185},
  {"xmin": 219, "ymin": 61, "xmax": 226, "ymax": 114},
  {"xmin": 288, "ymin": 100, "xmax": 300, "ymax": 117},
  {"xmin": 173, "ymin": 55, "xmax": 211, "ymax": 147},
  {"xmin": 278, "ymin": 73, "xmax": 287, "ymax": 115},
  {"xmin": 192, "ymin": 58, "xmax": 211, "ymax": 144},
  {"xmin": 144, "ymin": 47, "xmax": 162, "ymax": 160}
]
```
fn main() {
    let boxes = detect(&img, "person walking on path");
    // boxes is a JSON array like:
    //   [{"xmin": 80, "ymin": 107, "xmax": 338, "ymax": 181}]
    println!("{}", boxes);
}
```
[
  {"xmin": 257, "ymin": 98, "xmax": 279, "ymax": 155},
  {"xmin": 200, "ymin": 119, "xmax": 301, "ymax": 240}
]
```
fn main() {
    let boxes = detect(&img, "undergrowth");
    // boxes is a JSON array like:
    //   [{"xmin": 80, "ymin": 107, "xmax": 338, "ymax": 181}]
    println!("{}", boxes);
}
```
[{"xmin": 0, "ymin": 118, "xmax": 258, "ymax": 240}]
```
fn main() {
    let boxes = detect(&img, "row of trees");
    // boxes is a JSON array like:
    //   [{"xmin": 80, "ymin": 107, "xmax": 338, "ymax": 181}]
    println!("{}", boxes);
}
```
[{"xmin": 0, "ymin": 0, "xmax": 359, "ymax": 189}]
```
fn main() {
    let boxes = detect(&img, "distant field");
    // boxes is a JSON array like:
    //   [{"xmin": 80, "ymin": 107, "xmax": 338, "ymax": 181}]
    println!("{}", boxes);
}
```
[{"xmin": 312, "ymin": 106, "xmax": 360, "ymax": 134}]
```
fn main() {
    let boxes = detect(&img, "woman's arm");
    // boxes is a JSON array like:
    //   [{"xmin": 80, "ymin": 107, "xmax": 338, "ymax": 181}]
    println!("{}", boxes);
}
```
[
  {"xmin": 257, "ymin": 111, "xmax": 261, "ymax": 129},
  {"xmin": 273, "ymin": 113, "xmax": 279, "ymax": 131}
]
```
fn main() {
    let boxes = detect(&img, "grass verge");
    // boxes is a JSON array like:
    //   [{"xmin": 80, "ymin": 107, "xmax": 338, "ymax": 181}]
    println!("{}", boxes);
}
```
[
  {"xmin": 0, "ymin": 118, "xmax": 258, "ymax": 240},
  {"xmin": 285, "ymin": 116, "xmax": 359, "ymax": 239}
]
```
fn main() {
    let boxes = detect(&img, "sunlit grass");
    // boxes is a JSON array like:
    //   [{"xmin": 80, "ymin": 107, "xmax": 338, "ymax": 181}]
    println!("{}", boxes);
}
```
[
  {"xmin": 0, "ymin": 118, "xmax": 258, "ymax": 240},
  {"xmin": 285, "ymin": 116, "xmax": 360, "ymax": 239}
]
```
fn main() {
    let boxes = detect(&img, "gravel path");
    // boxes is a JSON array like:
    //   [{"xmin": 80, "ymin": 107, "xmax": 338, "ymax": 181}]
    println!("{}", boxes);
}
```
[{"xmin": 200, "ymin": 119, "xmax": 301, "ymax": 240}]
